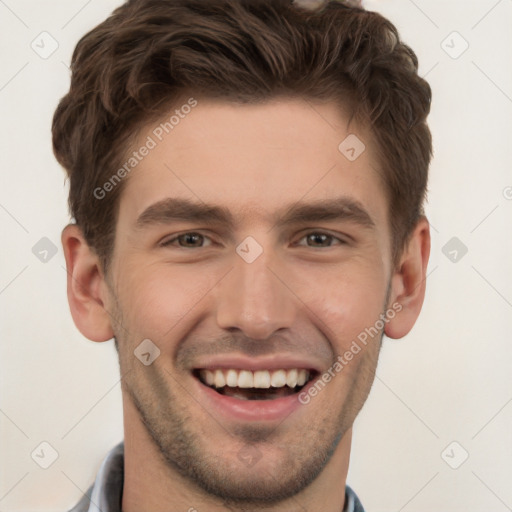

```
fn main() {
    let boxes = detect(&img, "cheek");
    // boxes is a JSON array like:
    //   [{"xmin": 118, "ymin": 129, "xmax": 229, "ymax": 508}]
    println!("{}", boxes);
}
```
[
  {"xmin": 116, "ymin": 262, "xmax": 218, "ymax": 341},
  {"xmin": 305, "ymin": 263, "xmax": 388, "ymax": 351},
  {"xmin": 115, "ymin": 246, "xmax": 389, "ymax": 351}
]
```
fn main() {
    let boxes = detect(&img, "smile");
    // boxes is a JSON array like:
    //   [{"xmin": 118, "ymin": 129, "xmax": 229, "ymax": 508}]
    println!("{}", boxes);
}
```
[{"xmin": 194, "ymin": 368, "xmax": 317, "ymax": 401}]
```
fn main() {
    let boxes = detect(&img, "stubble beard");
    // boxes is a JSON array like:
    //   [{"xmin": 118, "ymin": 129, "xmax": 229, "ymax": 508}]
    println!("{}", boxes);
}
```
[{"xmin": 109, "ymin": 281, "xmax": 386, "ymax": 509}]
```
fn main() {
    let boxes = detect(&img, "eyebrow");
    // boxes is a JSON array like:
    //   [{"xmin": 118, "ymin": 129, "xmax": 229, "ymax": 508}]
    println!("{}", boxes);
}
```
[{"xmin": 134, "ymin": 196, "xmax": 375, "ymax": 231}]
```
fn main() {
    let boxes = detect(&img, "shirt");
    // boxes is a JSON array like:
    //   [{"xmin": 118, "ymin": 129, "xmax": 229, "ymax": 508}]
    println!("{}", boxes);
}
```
[{"xmin": 68, "ymin": 442, "xmax": 365, "ymax": 512}]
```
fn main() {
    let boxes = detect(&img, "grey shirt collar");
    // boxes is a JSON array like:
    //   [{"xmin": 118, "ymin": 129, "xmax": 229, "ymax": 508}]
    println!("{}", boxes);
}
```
[{"xmin": 69, "ymin": 442, "xmax": 365, "ymax": 512}]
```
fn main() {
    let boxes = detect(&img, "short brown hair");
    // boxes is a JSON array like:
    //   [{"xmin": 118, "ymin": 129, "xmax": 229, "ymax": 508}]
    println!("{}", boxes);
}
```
[{"xmin": 52, "ymin": 0, "xmax": 432, "ymax": 275}]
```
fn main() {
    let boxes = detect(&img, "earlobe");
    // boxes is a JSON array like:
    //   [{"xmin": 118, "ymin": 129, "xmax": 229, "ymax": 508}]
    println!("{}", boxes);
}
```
[
  {"xmin": 61, "ymin": 224, "xmax": 115, "ymax": 342},
  {"xmin": 384, "ymin": 217, "xmax": 431, "ymax": 339}
]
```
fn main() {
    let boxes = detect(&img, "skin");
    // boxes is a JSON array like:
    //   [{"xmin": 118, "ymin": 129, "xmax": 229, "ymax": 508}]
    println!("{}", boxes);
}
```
[{"xmin": 62, "ymin": 97, "xmax": 430, "ymax": 512}]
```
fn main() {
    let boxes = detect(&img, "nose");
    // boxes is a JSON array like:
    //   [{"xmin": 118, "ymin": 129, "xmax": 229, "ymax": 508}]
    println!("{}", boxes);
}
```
[{"xmin": 215, "ymin": 246, "xmax": 298, "ymax": 340}]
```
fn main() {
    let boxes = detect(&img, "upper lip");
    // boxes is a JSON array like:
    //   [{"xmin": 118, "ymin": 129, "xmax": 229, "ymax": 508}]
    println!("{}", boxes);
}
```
[{"xmin": 192, "ymin": 354, "xmax": 323, "ymax": 374}]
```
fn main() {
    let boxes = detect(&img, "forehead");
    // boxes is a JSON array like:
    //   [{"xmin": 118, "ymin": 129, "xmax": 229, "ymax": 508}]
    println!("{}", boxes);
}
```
[{"xmin": 117, "ymin": 96, "xmax": 386, "ymax": 231}]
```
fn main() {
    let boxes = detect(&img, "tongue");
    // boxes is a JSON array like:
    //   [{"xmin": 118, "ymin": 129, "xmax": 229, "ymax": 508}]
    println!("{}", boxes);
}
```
[{"xmin": 218, "ymin": 386, "xmax": 296, "ymax": 400}]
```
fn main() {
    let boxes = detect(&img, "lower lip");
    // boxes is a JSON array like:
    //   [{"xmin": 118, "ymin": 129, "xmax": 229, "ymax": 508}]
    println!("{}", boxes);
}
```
[{"xmin": 194, "ymin": 376, "xmax": 316, "ymax": 422}]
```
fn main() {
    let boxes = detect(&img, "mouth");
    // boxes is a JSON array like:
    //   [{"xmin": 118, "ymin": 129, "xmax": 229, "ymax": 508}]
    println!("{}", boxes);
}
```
[{"xmin": 193, "ymin": 368, "xmax": 318, "ymax": 401}]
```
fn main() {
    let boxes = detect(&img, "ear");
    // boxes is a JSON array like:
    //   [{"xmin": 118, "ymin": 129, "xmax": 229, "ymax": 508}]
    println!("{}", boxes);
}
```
[
  {"xmin": 61, "ymin": 224, "xmax": 115, "ymax": 342},
  {"xmin": 384, "ymin": 217, "xmax": 430, "ymax": 339}
]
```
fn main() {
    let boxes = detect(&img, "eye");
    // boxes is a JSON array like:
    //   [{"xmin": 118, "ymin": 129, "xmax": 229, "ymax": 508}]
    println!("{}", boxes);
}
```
[
  {"xmin": 160, "ymin": 230, "xmax": 347, "ymax": 250},
  {"xmin": 160, "ymin": 232, "xmax": 213, "ymax": 248},
  {"xmin": 296, "ymin": 231, "xmax": 346, "ymax": 248}
]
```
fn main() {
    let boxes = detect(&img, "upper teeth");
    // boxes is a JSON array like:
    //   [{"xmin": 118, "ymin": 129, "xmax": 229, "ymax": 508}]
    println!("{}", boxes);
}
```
[{"xmin": 199, "ymin": 369, "xmax": 310, "ymax": 389}]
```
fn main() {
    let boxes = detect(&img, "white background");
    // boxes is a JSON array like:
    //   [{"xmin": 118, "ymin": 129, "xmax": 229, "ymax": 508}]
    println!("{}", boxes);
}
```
[{"xmin": 1, "ymin": 1, "xmax": 511, "ymax": 510}]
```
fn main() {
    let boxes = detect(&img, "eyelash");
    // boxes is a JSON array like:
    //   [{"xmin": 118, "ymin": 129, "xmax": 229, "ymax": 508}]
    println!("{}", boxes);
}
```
[{"xmin": 160, "ymin": 231, "xmax": 347, "ymax": 249}]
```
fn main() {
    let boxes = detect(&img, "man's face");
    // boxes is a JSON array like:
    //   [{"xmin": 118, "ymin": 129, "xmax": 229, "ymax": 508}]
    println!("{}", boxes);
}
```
[{"xmin": 105, "ymin": 97, "xmax": 393, "ymax": 503}]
